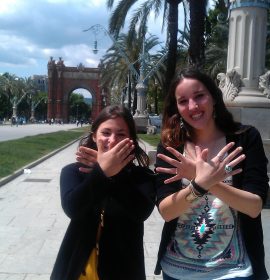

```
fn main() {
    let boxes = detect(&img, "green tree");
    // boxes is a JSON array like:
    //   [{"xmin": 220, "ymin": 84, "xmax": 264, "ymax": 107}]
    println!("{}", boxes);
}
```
[
  {"xmin": 0, "ymin": 73, "xmax": 27, "ymax": 119},
  {"xmin": 106, "ymin": 0, "xmax": 184, "ymax": 95},
  {"xmin": 99, "ymin": 32, "xmax": 161, "ymax": 113},
  {"xmin": 0, "ymin": 94, "xmax": 10, "ymax": 121},
  {"xmin": 69, "ymin": 92, "xmax": 90, "ymax": 122},
  {"xmin": 205, "ymin": 0, "xmax": 228, "ymax": 79}
]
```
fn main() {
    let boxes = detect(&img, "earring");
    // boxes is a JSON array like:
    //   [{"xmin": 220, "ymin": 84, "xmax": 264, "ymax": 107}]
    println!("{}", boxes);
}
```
[{"xmin": 180, "ymin": 117, "xmax": 184, "ymax": 129}]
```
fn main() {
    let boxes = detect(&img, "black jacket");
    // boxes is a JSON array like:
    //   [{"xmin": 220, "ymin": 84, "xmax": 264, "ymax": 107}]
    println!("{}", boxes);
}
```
[
  {"xmin": 154, "ymin": 125, "xmax": 269, "ymax": 280},
  {"xmin": 50, "ymin": 162, "xmax": 156, "ymax": 280}
]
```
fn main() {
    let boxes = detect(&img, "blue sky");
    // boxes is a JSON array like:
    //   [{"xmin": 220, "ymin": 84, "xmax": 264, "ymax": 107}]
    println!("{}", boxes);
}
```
[{"xmin": 0, "ymin": 0, "xmax": 169, "ymax": 79}]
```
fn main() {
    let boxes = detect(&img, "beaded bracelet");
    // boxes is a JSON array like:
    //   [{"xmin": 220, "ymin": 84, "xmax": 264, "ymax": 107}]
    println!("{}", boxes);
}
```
[
  {"xmin": 189, "ymin": 184, "xmax": 201, "ymax": 198},
  {"xmin": 190, "ymin": 179, "xmax": 208, "ymax": 196}
]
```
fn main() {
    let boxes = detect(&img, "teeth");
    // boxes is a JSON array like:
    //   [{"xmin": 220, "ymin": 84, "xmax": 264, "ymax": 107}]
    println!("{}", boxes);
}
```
[{"xmin": 191, "ymin": 113, "xmax": 202, "ymax": 120}]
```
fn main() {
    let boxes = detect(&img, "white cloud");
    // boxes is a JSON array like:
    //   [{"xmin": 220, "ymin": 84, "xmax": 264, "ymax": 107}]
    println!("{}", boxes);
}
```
[
  {"xmin": 0, "ymin": 0, "xmax": 172, "ymax": 78},
  {"xmin": 0, "ymin": 0, "xmax": 21, "ymax": 15}
]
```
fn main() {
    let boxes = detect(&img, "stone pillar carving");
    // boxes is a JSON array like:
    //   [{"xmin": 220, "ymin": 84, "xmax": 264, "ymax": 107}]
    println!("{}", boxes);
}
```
[
  {"xmin": 227, "ymin": 1, "xmax": 268, "ymax": 89},
  {"xmin": 218, "ymin": 0, "xmax": 270, "ymax": 173},
  {"xmin": 259, "ymin": 71, "xmax": 270, "ymax": 98},
  {"xmin": 218, "ymin": 0, "xmax": 270, "ymax": 107}
]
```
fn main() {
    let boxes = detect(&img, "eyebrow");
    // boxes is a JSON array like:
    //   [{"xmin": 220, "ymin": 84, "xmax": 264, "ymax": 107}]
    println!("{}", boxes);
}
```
[{"xmin": 102, "ymin": 128, "xmax": 127, "ymax": 133}]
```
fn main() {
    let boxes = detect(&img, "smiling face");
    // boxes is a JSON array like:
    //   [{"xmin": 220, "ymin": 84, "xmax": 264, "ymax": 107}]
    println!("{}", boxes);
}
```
[
  {"xmin": 175, "ymin": 78, "xmax": 215, "ymax": 133},
  {"xmin": 93, "ymin": 117, "xmax": 130, "ymax": 151}
]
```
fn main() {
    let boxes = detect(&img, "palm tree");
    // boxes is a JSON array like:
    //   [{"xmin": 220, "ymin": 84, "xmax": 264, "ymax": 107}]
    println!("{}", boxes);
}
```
[
  {"xmin": 188, "ymin": 0, "xmax": 208, "ymax": 69},
  {"xmin": 205, "ymin": 0, "xmax": 229, "ymax": 79},
  {"xmin": 99, "ymin": 32, "xmax": 161, "ymax": 113},
  {"xmin": 164, "ymin": 0, "xmax": 183, "ymax": 94},
  {"xmin": 106, "ymin": 0, "xmax": 184, "ymax": 95},
  {"xmin": 205, "ymin": 23, "xmax": 228, "ymax": 79}
]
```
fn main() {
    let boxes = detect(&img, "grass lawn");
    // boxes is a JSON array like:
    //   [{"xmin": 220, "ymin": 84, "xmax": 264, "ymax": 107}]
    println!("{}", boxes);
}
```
[
  {"xmin": 138, "ymin": 133, "xmax": 160, "ymax": 147},
  {"xmin": 0, "ymin": 127, "xmax": 88, "ymax": 179},
  {"xmin": 0, "ymin": 128, "xmax": 160, "ymax": 180}
]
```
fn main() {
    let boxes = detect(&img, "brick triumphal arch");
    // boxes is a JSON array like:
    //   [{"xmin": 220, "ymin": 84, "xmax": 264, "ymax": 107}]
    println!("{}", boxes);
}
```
[{"xmin": 47, "ymin": 57, "xmax": 108, "ymax": 123}]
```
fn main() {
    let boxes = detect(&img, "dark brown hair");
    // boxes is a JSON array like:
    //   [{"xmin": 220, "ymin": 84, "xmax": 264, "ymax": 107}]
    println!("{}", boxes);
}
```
[
  {"xmin": 80, "ymin": 105, "xmax": 149, "ymax": 167},
  {"xmin": 161, "ymin": 68, "xmax": 240, "ymax": 147}
]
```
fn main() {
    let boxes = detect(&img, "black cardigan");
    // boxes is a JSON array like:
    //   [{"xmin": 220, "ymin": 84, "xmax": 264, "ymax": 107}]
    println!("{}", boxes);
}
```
[
  {"xmin": 50, "ymin": 162, "xmax": 156, "ymax": 280},
  {"xmin": 154, "ymin": 125, "xmax": 269, "ymax": 280}
]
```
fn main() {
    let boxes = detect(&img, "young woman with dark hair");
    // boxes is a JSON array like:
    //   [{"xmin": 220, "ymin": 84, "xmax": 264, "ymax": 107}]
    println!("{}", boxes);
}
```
[
  {"xmin": 51, "ymin": 105, "xmax": 156, "ymax": 280},
  {"xmin": 154, "ymin": 68, "xmax": 269, "ymax": 280}
]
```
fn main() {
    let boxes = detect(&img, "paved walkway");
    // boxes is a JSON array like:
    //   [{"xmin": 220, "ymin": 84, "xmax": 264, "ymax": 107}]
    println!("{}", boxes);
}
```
[
  {"xmin": 0, "ymin": 140, "xmax": 269, "ymax": 280},
  {"xmin": 0, "ymin": 123, "xmax": 80, "ymax": 142}
]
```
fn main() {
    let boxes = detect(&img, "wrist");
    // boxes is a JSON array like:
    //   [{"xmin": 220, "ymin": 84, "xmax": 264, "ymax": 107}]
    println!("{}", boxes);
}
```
[{"xmin": 191, "ymin": 179, "xmax": 208, "ymax": 196}]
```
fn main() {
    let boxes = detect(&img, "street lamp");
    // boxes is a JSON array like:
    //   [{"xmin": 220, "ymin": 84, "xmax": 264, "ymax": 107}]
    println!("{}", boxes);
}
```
[
  {"xmin": 93, "ymin": 40, "xmax": 98, "ymax": 54},
  {"xmin": 101, "ymin": 89, "xmax": 107, "ymax": 108}
]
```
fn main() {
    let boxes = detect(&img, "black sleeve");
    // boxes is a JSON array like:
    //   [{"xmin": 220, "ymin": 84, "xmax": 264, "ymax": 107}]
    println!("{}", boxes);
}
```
[
  {"xmin": 240, "ymin": 127, "xmax": 269, "ymax": 204},
  {"xmin": 105, "ymin": 167, "xmax": 156, "ymax": 223},
  {"xmin": 155, "ymin": 142, "xmax": 182, "ymax": 207},
  {"xmin": 60, "ymin": 162, "xmax": 114, "ymax": 219}
]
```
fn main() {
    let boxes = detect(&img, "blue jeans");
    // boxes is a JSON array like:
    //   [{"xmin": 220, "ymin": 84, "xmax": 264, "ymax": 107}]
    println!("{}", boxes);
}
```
[{"xmin": 162, "ymin": 272, "xmax": 254, "ymax": 280}]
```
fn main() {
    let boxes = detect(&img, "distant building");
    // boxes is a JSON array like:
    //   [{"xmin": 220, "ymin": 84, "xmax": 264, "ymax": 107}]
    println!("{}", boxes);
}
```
[{"xmin": 31, "ymin": 75, "xmax": 48, "ymax": 93}]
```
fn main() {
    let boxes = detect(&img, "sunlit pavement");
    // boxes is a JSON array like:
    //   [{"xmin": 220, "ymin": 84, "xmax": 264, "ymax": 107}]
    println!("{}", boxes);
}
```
[
  {"xmin": 0, "ymin": 137, "xmax": 269, "ymax": 280},
  {"xmin": 0, "ymin": 139, "xmax": 164, "ymax": 280},
  {"xmin": 0, "ymin": 123, "xmax": 87, "ymax": 142}
]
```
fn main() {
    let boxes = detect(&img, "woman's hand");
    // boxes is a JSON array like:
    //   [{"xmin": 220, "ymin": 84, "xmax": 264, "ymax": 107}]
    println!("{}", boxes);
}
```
[
  {"xmin": 76, "ymin": 146, "xmax": 97, "ymax": 173},
  {"xmin": 194, "ymin": 142, "xmax": 245, "ymax": 190},
  {"xmin": 97, "ymin": 138, "xmax": 135, "ymax": 177},
  {"xmin": 156, "ymin": 147, "xmax": 196, "ymax": 183}
]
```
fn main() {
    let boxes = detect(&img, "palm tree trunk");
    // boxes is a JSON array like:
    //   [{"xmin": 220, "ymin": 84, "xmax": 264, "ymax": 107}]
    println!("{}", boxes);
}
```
[
  {"xmin": 164, "ymin": 0, "xmax": 182, "ymax": 96},
  {"xmin": 188, "ymin": 0, "xmax": 207, "ymax": 69}
]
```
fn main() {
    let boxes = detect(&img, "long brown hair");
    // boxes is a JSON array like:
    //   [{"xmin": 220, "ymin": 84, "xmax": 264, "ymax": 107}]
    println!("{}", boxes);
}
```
[
  {"xmin": 161, "ymin": 68, "xmax": 240, "ymax": 147},
  {"xmin": 80, "ymin": 105, "xmax": 150, "ymax": 167}
]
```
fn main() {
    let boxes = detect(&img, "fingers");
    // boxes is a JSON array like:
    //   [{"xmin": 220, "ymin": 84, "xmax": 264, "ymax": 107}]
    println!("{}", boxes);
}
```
[
  {"xmin": 155, "ymin": 167, "xmax": 178, "ymax": 176},
  {"xmin": 157, "ymin": 153, "xmax": 181, "ymax": 167},
  {"xmin": 228, "ymin": 154, "xmax": 245, "ymax": 167},
  {"xmin": 76, "ymin": 147, "xmax": 97, "ymax": 166},
  {"xmin": 214, "ymin": 142, "xmax": 245, "ymax": 174},
  {"xmin": 166, "ymin": 147, "xmax": 186, "ymax": 161},
  {"xmin": 224, "ymin": 146, "xmax": 244, "ymax": 164},
  {"xmin": 164, "ymin": 176, "xmax": 179, "ymax": 184},
  {"xmin": 97, "ymin": 138, "xmax": 135, "ymax": 177},
  {"xmin": 194, "ymin": 145, "xmax": 208, "ymax": 162},
  {"xmin": 112, "ymin": 138, "xmax": 135, "ymax": 160},
  {"xmin": 121, "ymin": 154, "xmax": 135, "ymax": 167},
  {"xmin": 97, "ymin": 139, "xmax": 107, "ymax": 153},
  {"xmin": 78, "ymin": 166, "xmax": 93, "ymax": 173},
  {"xmin": 214, "ymin": 142, "xmax": 235, "ymax": 163}
]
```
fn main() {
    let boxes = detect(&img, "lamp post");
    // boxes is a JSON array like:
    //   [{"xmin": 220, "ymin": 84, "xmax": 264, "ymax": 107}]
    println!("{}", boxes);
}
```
[
  {"xmin": 84, "ymin": 24, "xmax": 168, "ymax": 131},
  {"xmin": 101, "ymin": 89, "xmax": 107, "ymax": 108},
  {"xmin": 154, "ymin": 78, "xmax": 159, "ymax": 115}
]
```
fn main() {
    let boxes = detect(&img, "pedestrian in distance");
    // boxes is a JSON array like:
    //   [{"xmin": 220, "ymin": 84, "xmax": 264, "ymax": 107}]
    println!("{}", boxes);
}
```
[
  {"xmin": 154, "ymin": 68, "xmax": 269, "ymax": 280},
  {"xmin": 50, "ymin": 104, "xmax": 156, "ymax": 280}
]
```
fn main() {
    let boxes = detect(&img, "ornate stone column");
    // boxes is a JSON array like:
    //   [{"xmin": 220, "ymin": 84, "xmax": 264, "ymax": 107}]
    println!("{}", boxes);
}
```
[
  {"xmin": 219, "ymin": 0, "xmax": 270, "ymax": 106},
  {"xmin": 218, "ymin": 0, "xmax": 270, "ymax": 172},
  {"xmin": 227, "ymin": 0, "xmax": 268, "ymax": 90}
]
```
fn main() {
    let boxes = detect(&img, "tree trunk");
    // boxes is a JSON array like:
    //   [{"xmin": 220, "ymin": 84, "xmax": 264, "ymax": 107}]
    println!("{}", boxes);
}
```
[
  {"xmin": 164, "ymin": 0, "xmax": 182, "ymax": 96},
  {"xmin": 188, "ymin": 0, "xmax": 207, "ymax": 69}
]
